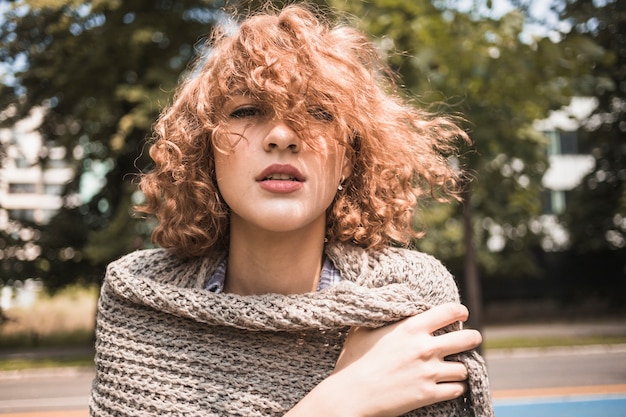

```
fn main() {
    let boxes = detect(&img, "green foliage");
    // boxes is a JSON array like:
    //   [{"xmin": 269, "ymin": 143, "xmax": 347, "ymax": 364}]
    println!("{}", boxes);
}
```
[
  {"xmin": 0, "ymin": 0, "xmax": 332, "ymax": 290},
  {"xmin": 0, "ymin": 0, "xmax": 620, "ymax": 292},
  {"xmin": 332, "ymin": 0, "xmax": 583, "ymax": 278},
  {"xmin": 0, "ymin": 0, "xmax": 228, "ymax": 286}
]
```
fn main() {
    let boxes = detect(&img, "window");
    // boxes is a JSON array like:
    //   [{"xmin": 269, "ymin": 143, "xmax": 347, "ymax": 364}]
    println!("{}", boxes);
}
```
[
  {"xmin": 8, "ymin": 183, "xmax": 36, "ymax": 194},
  {"xmin": 8, "ymin": 209, "xmax": 35, "ymax": 223},
  {"xmin": 546, "ymin": 130, "xmax": 579, "ymax": 156}
]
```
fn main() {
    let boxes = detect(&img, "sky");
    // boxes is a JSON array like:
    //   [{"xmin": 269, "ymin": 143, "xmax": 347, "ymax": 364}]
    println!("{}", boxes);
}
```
[{"xmin": 452, "ymin": 0, "xmax": 572, "ymax": 43}]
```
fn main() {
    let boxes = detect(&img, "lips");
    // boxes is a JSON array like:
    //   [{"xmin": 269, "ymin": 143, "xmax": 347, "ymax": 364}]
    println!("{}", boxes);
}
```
[
  {"xmin": 256, "ymin": 164, "xmax": 305, "ymax": 193},
  {"xmin": 256, "ymin": 164, "xmax": 305, "ymax": 182}
]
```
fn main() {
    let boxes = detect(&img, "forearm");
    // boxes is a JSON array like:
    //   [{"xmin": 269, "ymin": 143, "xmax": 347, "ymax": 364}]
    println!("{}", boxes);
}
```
[{"xmin": 285, "ymin": 372, "xmax": 368, "ymax": 417}]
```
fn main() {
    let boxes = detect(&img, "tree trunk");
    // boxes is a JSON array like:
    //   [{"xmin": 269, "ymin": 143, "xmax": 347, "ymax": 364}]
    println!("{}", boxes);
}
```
[{"xmin": 462, "ymin": 185, "xmax": 484, "ymax": 351}]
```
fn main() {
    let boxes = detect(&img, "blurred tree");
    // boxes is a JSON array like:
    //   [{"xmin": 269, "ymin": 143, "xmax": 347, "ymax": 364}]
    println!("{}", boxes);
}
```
[
  {"xmin": 0, "ymin": 0, "xmax": 233, "ymax": 289},
  {"xmin": 0, "ymin": 0, "xmax": 329, "ymax": 291},
  {"xmin": 559, "ymin": 0, "xmax": 626, "ymax": 253},
  {"xmin": 0, "ymin": 0, "xmax": 604, "ymax": 311},
  {"xmin": 330, "ymin": 0, "xmax": 590, "ymax": 328}
]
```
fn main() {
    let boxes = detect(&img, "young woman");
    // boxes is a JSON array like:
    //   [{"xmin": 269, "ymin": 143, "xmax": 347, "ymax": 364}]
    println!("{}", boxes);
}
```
[{"xmin": 89, "ymin": 4, "xmax": 493, "ymax": 416}]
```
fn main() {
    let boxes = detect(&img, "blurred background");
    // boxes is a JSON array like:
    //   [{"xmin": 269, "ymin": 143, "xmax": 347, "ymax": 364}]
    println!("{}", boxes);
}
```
[{"xmin": 0, "ymin": 0, "xmax": 624, "ymax": 412}]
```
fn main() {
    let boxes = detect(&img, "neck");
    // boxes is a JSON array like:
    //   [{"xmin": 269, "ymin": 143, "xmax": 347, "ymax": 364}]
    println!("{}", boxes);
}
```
[{"xmin": 224, "ymin": 218, "xmax": 327, "ymax": 295}]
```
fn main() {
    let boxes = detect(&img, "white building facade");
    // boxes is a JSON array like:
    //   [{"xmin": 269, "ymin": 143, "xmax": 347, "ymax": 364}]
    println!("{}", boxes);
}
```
[
  {"xmin": 0, "ymin": 107, "xmax": 74, "ymax": 227},
  {"xmin": 534, "ymin": 97, "xmax": 597, "ymax": 250}
]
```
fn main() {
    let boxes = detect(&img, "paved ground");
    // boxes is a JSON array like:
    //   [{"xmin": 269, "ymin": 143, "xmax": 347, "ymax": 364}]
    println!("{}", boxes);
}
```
[{"xmin": 487, "ymin": 320, "xmax": 626, "ymax": 417}]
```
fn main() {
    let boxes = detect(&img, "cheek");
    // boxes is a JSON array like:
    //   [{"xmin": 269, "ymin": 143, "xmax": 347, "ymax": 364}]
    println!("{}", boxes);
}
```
[
  {"xmin": 314, "ymin": 150, "xmax": 346, "ymax": 201},
  {"xmin": 324, "ymin": 144, "xmax": 346, "ymax": 178},
  {"xmin": 213, "ymin": 153, "xmax": 227, "ymax": 186},
  {"xmin": 213, "ymin": 151, "xmax": 239, "ymax": 196}
]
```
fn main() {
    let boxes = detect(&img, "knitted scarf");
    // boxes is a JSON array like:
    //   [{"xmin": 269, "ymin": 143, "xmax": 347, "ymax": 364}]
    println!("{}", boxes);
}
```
[{"xmin": 89, "ymin": 243, "xmax": 493, "ymax": 416}]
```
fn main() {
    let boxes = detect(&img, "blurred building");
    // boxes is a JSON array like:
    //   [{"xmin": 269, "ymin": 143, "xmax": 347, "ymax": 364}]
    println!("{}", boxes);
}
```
[
  {"xmin": 534, "ymin": 97, "xmax": 597, "ymax": 250},
  {"xmin": 537, "ymin": 97, "xmax": 597, "ymax": 214},
  {"xmin": 0, "ymin": 107, "xmax": 74, "ymax": 227}
]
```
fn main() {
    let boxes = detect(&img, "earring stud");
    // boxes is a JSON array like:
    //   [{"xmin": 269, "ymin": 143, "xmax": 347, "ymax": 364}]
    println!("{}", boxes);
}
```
[{"xmin": 338, "ymin": 176, "xmax": 345, "ymax": 191}]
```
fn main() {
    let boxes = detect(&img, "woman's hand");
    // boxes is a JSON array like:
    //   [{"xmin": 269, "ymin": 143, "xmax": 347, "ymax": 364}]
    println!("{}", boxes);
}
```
[{"xmin": 286, "ymin": 303, "xmax": 482, "ymax": 417}]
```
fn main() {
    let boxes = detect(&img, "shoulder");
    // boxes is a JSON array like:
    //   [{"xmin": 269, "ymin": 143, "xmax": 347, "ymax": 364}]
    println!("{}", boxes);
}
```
[
  {"xmin": 327, "ymin": 243, "xmax": 460, "ymax": 304},
  {"xmin": 105, "ymin": 248, "xmax": 225, "ymax": 289},
  {"xmin": 108, "ymin": 248, "xmax": 177, "ymax": 268},
  {"xmin": 106, "ymin": 248, "xmax": 182, "ymax": 279}
]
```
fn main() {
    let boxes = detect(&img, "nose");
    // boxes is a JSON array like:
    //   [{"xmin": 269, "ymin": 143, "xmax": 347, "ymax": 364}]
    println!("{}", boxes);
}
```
[{"xmin": 262, "ymin": 120, "xmax": 301, "ymax": 153}]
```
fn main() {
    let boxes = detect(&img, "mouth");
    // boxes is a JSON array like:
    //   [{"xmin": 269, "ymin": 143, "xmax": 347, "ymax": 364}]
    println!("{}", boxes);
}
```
[
  {"xmin": 256, "ymin": 164, "xmax": 305, "ymax": 182},
  {"xmin": 262, "ymin": 173, "xmax": 300, "ymax": 181}
]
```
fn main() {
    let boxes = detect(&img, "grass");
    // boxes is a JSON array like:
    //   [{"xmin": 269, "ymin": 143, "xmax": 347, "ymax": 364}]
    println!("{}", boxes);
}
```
[
  {"xmin": 0, "ymin": 328, "xmax": 94, "ymax": 350},
  {"xmin": 0, "ymin": 283, "xmax": 97, "ymax": 371},
  {"xmin": 0, "ymin": 355, "xmax": 95, "ymax": 371},
  {"xmin": 0, "ymin": 283, "xmax": 98, "ymax": 350},
  {"xmin": 483, "ymin": 335, "xmax": 626, "ymax": 350}
]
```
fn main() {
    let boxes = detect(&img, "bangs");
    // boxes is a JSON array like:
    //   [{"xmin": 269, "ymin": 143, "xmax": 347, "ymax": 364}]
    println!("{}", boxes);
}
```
[{"xmin": 200, "ymin": 6, "xmax": 376, "ymax": 140}]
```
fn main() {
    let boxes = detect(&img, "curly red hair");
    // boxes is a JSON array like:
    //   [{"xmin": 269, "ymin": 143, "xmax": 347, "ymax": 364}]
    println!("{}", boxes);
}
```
[{"xmin": 137, "ymin": 4, "xmax": 469, "ymax": 258}]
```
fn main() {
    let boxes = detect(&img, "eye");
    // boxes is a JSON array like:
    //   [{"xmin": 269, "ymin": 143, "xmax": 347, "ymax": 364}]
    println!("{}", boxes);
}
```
[
  {"xmin": 307, "ymin": 106, "xmax": 334, "ymax": 122},
  {"xmin": 229, "ymin": 106, "xmax": 263, "ymax": 119}
]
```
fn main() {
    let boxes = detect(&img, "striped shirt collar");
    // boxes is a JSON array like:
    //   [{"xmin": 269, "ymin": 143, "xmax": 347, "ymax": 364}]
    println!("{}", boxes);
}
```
[{"xmin": 205, "ymin": 256, "xmax": 342, "ymax": 293}]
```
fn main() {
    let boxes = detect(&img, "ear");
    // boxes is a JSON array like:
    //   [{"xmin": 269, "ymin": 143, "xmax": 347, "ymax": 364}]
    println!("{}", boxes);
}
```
[{"xmin": 340, "ymin": 152, "xmax": 353, "ymax": 180}]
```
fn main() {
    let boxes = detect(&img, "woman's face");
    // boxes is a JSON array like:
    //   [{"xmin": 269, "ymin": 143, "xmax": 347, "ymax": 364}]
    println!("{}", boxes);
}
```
[{"xmin": 213, "ymin": 95, "xmax": 351, "ymax": 237}]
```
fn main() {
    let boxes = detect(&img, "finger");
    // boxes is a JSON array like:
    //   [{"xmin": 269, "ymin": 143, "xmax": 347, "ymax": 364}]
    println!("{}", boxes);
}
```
[
  {"xmin": 436, "ymin": 361, "xmax": 469, "ymax": 383},
  {"xmin": 433, "ymin": 328, "xmax": 483, "ymax": 358},
  {"xmin": 405, "ymin": 303, "xmax": 469, "ymax": 334},
  {"xmin": 434, "ymin": 381, "xmax": 468, "ymax": 402}
]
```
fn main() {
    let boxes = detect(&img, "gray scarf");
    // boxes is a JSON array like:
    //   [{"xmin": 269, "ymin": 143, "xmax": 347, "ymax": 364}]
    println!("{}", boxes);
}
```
[{"xmin": 89, "ymin": 243, "xmax": 493, "ymax": 416}]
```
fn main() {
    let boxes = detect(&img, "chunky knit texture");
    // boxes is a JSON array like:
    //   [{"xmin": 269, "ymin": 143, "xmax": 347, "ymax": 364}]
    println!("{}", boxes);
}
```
[{"xmin": 89, "ymin": 243, "xmax": 493, "ymax": 416}]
